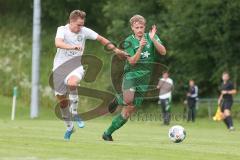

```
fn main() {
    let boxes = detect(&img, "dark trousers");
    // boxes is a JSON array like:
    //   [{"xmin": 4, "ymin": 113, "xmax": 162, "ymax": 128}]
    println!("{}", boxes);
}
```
[
  {"xmin": 160, "ymin": 98, "xmax": 171, "ymax": 125},
  {"xmin": 187, "ymin": 98, "xmax": 196, "ymax": 122}
]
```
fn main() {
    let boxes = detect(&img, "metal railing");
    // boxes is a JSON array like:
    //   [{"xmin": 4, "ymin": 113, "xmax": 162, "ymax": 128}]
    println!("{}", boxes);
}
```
[{"xmin": 197, "ymin": 98, "xmax": 240, "ymax": 119}]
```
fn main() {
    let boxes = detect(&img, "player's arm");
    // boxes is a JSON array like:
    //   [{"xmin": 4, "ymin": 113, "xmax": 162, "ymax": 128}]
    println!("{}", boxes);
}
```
[
  {"xmin": 187, "ymin": 88, "xmax": 192, "ymax": 97},
  {"xmin": 152, "ymin": 38, "xmax": 166, "ymax": 55},
  {"xmin": 55, "ymin": 26, "xmax": 80, "ymax": 50},
  {"xmin": 222, "ymin": 89, "xmax": 237, "ymax": 95},
  {"xmin": 221, "ymin": 83, "xmax": 237, "ymax": 95},
  {"xmin": 127, "ymin": 37, "xmax": 146, "ymax": 65},
  {"xmin": 96, "ymin": 35, "xmax": 129, "ymax": 59},
  {"xmin": 149, "ymin": 25, "xmax": 166, "ymax": 55},
  {"xmin": 218, "ymin": 94, "xmax": 223, "ymax": 106},
  {"xmin": 55, "ymin": 38, "xmax": 81, "ymax": 50},
  {"xmin": 228, "ymin": 89, "xmax": 237, "ymax": 95},
  {"xmin": 157, "ymin": 79, "xmax": 162, "ymax": 89}
]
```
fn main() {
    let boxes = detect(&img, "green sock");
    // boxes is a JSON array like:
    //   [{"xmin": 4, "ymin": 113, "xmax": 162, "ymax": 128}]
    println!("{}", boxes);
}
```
[{"xmin": 105, "ymin": 114, "xmax": 128, "ymax": 136}]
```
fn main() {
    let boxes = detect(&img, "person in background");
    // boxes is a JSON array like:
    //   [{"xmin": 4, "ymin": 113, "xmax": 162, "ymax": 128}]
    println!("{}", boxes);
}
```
[
  {"xmin": 218, "ymin": 72, "xmax": 237, "ymax": 131},
  {"xmin": 157, "ymin": 71, "xmax": 174, "ymax": 125},
  {"xmin": 187, "ymin": 80, "xmax": 198, "ymax": 122}
]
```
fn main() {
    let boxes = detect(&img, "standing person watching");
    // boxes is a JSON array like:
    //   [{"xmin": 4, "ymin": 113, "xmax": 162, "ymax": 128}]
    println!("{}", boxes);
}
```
[
  {"xmin": 187, "ymin": 80, "xmax": 198, "ymax": 122},
  {"xmin": 157, "ymin": 71, "xmax": 173, "ymax": 125},
  {"xmin": 218, "ymin": 72, "xmax": 237, "ymax": 131}
]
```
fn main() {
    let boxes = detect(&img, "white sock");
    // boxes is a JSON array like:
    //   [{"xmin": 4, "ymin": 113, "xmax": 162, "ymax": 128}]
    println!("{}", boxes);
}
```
[
  {"xmin": 60, "ymin": 106, "xmax": 73, "ymax": 131},
  {"xmin": 65, "ymin": 120, "xmax": 74, "ymax": 131},
  {"xmin": 69, "ymin": 90, "xmax": 79, "ymax": 115}
]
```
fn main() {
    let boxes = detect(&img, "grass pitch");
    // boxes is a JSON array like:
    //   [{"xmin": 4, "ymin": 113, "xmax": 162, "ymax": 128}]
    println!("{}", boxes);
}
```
[{"xmin": 0, "ymin": 117, "xmax": 240, "ymax": 160}]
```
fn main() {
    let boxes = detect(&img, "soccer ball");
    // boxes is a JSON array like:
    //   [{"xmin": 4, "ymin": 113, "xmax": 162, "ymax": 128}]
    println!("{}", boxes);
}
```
[{"xmin": 168, "ymin": 125, "xmax": 186, "ymax": 143}]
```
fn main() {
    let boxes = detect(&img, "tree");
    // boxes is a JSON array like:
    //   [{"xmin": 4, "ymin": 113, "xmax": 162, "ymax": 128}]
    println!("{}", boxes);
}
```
[{"xmin": 103, "ymin": 0, "xmax": 240, "ymax": 99}]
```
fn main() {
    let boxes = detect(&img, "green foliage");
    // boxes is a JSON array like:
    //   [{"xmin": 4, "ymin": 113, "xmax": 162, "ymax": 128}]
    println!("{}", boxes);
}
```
[
  {"xmin": 103, "ymin": 0, "xmax": 240, "ymax": 99},
  {"xmin": 103, "ymin": 0, "xmax": 168, "ymax": 40},
  {"xmin": 0, "ymin": 0, "xmax": 239, "ymax": 107},
  {"xmin": 164, "ymin": 0, "xmax": 240, "ymax": 96},
  {"xmin": 41, "ymin": 0, "xmax": 108, "ymax": 33},
  {"xmin": 0, "ymin": 0, "xmax": 113, "ymax": 108}
]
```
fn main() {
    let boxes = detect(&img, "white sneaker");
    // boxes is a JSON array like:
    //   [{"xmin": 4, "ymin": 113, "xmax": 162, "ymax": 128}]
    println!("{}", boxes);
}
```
[{"xmin": 229, "ymin": 126, "xmax": 235, "ymax": 131}]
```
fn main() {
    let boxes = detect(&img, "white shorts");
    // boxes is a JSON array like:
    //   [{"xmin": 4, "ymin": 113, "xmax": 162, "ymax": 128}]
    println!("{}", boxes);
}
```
[
  {"xmin": 64, "ymin": 66, "xmax": 85, "ymax": 84},
  {"xmin": 53, "ymin": 66, "xmax": 85, "ymax": 96}
]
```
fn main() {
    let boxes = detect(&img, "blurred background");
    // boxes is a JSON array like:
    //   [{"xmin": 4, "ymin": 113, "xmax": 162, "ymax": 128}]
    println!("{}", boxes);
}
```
[{"xmin": 0, "ymin": 0, "xmax": 239, "ymax": 119}]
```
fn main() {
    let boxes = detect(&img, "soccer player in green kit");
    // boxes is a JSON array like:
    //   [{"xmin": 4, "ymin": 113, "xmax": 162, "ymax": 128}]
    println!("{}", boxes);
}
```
[{"xmin": 102, "ymin": 15, "xmax": 166, "ymax": 141}]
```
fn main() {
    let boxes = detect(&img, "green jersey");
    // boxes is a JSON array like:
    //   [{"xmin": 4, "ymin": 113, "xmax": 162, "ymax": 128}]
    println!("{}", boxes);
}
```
[
  {"xmin": 123, "ymin": 33, "xmax": 162, "ymax": 80},
  {"xmin": 117, "ymin": 33, "xmax": 163, "ymax": 107}
]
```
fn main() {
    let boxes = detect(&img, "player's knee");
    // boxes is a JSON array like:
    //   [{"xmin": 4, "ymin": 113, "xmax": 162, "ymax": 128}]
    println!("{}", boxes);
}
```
[
  {"xmin": 128, "ymin": 105, "xmax": 136, "ymax": 113},
  {"xmin": 56, "ymin": 95, "xmax": 68, "ymax": 107},
  {"xmin": 67, "ymin": 76, "xmax": 79, "ymax": 88},
  {"xmin": 122, "ymin": 105, "xmax": 135, "ymax": 118},
  {"xmin": 59, "ymin": 99, "xmax": 69, "ymax": 108},
  {"xmin": 224, "ymin": 109, "xmax": 231, "ymax": 117},
  {"xmin": 122, "ymin": 111, "xmax": 130, "ymax": 119},
  {"xmin": 123, "ymin": 91, "xmax": 134, "ymax": 105},
  {"xmin": 124, "ymin": 97, "xmax": 134, "ymax": 106}
]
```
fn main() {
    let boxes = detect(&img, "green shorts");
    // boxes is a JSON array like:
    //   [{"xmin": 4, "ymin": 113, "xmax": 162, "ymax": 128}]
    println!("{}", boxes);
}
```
[{"xmin": 116, "ymin": 73, "xmax": 151, "ymax": 107}]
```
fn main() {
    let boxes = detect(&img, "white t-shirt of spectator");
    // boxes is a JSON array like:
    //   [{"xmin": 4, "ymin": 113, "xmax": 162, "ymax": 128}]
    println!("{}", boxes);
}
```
[{"xmin": 158, "ymin": 78, "xmax": 174, "ymax": 100}]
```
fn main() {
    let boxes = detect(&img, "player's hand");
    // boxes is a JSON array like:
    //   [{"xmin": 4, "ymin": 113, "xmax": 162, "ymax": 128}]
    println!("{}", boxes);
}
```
[
  {"xmin": 114, "ymin": 49, "xmax": 130, "ymax": 60},
  {"xmin": 149, "ymin": 25, "xmax": 157, "ymax": 41},
  {"xmin": 139, "ymin": 37, "xmax": 147, "ymax": 49},
  {"xmin": 72, "ymin": 45, "xmax": 82, "ymax": 50}
]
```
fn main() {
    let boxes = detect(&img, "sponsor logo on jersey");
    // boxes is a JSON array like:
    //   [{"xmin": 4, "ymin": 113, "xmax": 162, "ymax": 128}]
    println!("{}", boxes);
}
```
[
  {"xmin": 141, "ymin": 51, "xmax": 150, "ymax": 58},
  {"xmin": 77, "ymin": 35, "xmax": 84, "ymax": 42}
]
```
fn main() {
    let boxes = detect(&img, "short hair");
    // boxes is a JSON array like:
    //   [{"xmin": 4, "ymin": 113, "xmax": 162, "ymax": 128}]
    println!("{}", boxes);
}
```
[
  {"xmin": 189, "ymin": 79, "xmax": 195, "ymax": 83},
  {"xmin": 222, "ymin": 71, "xmax": 229, "ymax": 75},
  {"xmin": 162, "ymin": 70, "xmax": 169, "ymax": 74},
  {"xmin": 129, "ymin": 15, "xmax": 146, "ymax": 26},
  {"xmin": 69, "ymin": 10, "xmax": 86, "ymax": 21}
]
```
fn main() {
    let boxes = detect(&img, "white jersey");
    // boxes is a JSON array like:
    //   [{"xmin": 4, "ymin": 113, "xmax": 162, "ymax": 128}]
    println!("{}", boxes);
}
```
[
  {"xmin": 53, "ymin": 24, "xmax": 98, "ymax": 70},
  {"xmin": 158, "ymin": 78, "xmax": 174, "ymax": 99}
]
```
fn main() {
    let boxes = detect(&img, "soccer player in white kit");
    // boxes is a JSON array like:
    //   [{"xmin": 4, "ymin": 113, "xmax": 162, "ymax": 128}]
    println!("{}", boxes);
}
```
[{"xmin": 52, "ymin": 10, "xmax": 128, "ymax": 140}]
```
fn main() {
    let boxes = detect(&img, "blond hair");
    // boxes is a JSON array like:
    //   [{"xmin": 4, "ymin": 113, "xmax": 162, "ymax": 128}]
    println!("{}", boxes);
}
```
[
  {"xmin": 129, "ymin": 15, "xmax": 146, "ymax": 26},
  {"xmin": 69, "ymin": 10, "xmax": 86, "ymax": 21}
]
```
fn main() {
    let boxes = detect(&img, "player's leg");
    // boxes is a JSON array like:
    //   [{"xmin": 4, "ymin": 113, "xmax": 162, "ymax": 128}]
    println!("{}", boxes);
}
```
[
  {"xmin": 53, "ymin": 71, "xmax": 75, "ymax": 140},
  {"xmin": 191, "ymin": 99, "xmax": 196, "ymax": 122},
  {"xmin": 223, "ymin": 101, "xmax": 234, "ymax": 130},
  {"xmin": 221, "ymin": 101, "xmax": 229, "ymax": 128},
  {"xmin": 160, "ymin": 99, "xmax": 167, "ymax": 125},
  {"xmin": 165, "ymin": 98, "xmax": 171, "ymax": 125},
  {"xmin": 103, "ymin": 89, "xmax": 135, "ymax": 141},
  {"xmin": 65, "ymin": 66, "xmax": 85, "ymax": 128},
  {"xmin": 108, "ymin": 96, "xmax": 120, "ymax": 113},
  {"xmin": 187, "ymin": 99, "xmax": 193, "ymax": 122},
  {"xmin": 67, "ymin": 75, "xmax": 80, "ymax": 115},
  {"xmin": 56, "ymin": 94, "xmax": 75, "ymax": 140}
]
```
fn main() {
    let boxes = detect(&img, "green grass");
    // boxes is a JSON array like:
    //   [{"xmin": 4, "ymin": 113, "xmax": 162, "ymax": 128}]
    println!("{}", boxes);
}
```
[
  {"xmin": 1, "ymin": 94, "xmax": 240, "ymax": 160},
  {"xmin": 1, "ymin": 110, "xmax": 240, "ymax": 159}
]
